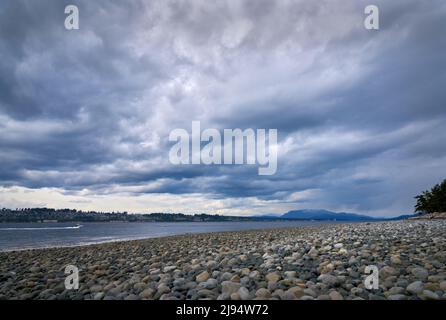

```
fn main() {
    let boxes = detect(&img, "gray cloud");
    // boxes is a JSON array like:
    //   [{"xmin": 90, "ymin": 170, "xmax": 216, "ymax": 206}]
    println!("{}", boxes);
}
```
[{"xmin": 0, "ymin": 0, "xmax": 445, "ymax": 216}]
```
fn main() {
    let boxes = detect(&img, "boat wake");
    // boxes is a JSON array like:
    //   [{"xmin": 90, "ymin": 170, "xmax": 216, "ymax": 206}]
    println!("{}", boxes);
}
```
[{"xmin": 0, "ymin": 224, "xmax": 83, "ymax": 231}]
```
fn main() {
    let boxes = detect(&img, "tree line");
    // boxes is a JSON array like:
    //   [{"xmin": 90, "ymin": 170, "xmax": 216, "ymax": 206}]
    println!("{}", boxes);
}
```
[{"xmin": 415, "ymin": 179, "xmax": 446, "ymax": 214}]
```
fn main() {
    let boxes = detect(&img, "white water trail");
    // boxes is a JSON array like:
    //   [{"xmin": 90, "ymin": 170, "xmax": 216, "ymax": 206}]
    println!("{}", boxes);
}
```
[{"xmin": 0, "ymin": 225, "xmax": 83, "ymax": 231}]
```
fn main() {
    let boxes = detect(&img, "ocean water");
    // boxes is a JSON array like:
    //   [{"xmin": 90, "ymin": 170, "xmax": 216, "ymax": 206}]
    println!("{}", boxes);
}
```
[{"xmin": 0, "ymin": 221, "xmax": 337, "ymax": 252}]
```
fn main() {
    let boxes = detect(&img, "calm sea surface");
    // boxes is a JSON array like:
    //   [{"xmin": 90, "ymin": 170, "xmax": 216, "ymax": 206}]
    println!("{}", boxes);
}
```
[{"xmin": 0, "ymin": 221, "xmax": 341, "ymax": 252}]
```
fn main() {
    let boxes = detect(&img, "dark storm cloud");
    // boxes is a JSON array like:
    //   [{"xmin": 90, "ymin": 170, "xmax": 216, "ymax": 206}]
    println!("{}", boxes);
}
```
[{"xmin": 0, "ymin": 0, "xmax": 445, "ymax": 215}]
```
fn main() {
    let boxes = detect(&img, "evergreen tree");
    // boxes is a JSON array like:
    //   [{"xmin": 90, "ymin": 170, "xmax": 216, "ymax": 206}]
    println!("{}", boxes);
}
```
[{"xmin": 415, "ymin": 179, "xmax": 446, "ymax": 214}]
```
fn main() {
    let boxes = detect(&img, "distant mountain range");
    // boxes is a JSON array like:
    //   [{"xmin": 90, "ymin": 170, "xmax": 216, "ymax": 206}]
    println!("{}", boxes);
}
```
[
  {"xmin": 260, "ymin": 209, "xmax": 413, "ymax": 221},
  {"xmin": 0, "ymin": 208, "xmax": 415, "ymax": 223}
]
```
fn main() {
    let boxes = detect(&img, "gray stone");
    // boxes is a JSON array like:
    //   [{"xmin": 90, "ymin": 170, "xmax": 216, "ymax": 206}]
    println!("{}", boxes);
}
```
[
  {"xmin": 308, "ymin": 247, "xmax": 319, "ymax": 257},
  {"xmin": 221, "ymin": 272, "xmax": 233, "ymax": 281},
  {"xmin": 90, "ymin": 285, "xmax": 103, "ymax": 293},
  {"xmin": 238, "ymin": 287, "xmax": 251, "ymax": 300},
  {"xmin": 284, "ymin": 271, "xmax": 296, "ymax": 279},
  {"xmin": 93, "ymin": 292, "xmax": 105, "ymax": 300},
  {"xmin": 203, "ymin": 278, "xmax": 218, "ymax": 289},
  {"xmin": 133, "ymin": 282, "xmax": 146, "ymax": 292},
  {"xmin": 140, "ymin": 288, "xmax": 155, "ymax": 299},
  {"xmin": 407, "ymin": 281, "xmax": 424, "ymax": 295},
  {"xmin": 317, "ymin": 274, "xmax": 338, "ymax": 286},
  {"xmin": 303, "ymin": 288, "xmax": 317, "ymax": 298},
  {"xmin": 390, "ymin": 255, "xmax": 402, "ymax": 265},
  {"xmin": 221, "ymin": 281, "xmax": 241, "ymax": 295},
  {"xmin": 157, "ymin": 284, "xmax": 171, "ymax": 295},
  {"xmin": 329, "ymin": 291, "xmax": 344, "ymax": 300},
  {"xmin": 419, "ymin": 290, "xmax": 439, "ymax": 300},
  {"xmin": 388, "ymin": 294, "xmax": 407, "ymax": 300},
  {"xmin": 265, "ymin": 272, "xmax": 280, "ymax": 283},
  {"xmin": 196, "ymin": 271, "xmax": 210, "ymax": 282},
  {"xmin": 411, "ymin": 267, "xmax": 429, "ymax": 280},
  {"xmin": 380, "ymin": 266, "xmax": 398, "ymax": 279},
  {"xmin": 230, "ymin": 292, "xmax": 240, "ymax": 300},
  {"xmin": 255, "ymin": 288, "xmax": 271, "ymax": 299},
  {"xmin": 387, "ymin": 287, "xmax": 405, "ymax": 295},
  {"xmin": 163, "ymin": 266, "xmax": 177, "ymax": 273},
  {"xmin": 197, "ymin": 289, "xmax": 216, "ymax": 299}
]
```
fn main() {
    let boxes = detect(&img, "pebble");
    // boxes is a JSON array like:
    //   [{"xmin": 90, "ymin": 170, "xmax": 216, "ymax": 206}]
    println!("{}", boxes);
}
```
[
  {"xmin": 265, "ymin": 272, "xmax": 280, "ymax": 283},
  {"xmin": 255, "ymin": 288, "xmax": 271, "ymax": 299},
  {"xmin": 90, "ymin": 285, "xmax": 103, "ymax": 293},
  {"xmin": 157, "ymin": 284, "xmax": 170, "ymax": 295},
  {"xmin": 308, "ymin": 247, "xmax": 319, "ymax": 257},
  {"xmin": 388, "ymin": 294, "xmax": 407, "ymax": 300},
  {"xmin": 195, "ymin": 271, "xmax": 209, "ymax": 283},
  {"xmin": 419, "ymin": 290, "xmax": 439, "ymax": 300},
  {"xmin": 387, "ymin": 287, "xmax": 405, "ymax": 295},
  {"xmin": 238, "ymin": 287, "xmax": 251, "ymax": 300},
  {"xmin": 230, "ymin": 274, "xmax": 240, "ymax": 283},
  {"xmin": 317, "ymin": 274, "xmax": 338, "ymax": 286},
  {"xmin": 406, "ymin": 281, "xmax": 424, "ymax": 295},
  {"xmin": 380, "ymin": 266, "xmax": 398, "ymax": 279},
  {"xmin": 163, "ymin": 266, "xmax": 177, "ymax": 273},
  {"xmin": 221, "ymin": 281, "xmax": 241, "ymax": 295},
  {"xmin": 1, "ymin": 220, "xmax": 445, "ymax": 301},
  {"xmin": 303, "ymin": 288, "xmax": 317, "ymax": 298},
  {"xmin": 390, "ymin": 255, "xmax": 402, "ymax": 265},
  {"xmin": 411, "ymin": 267, "xmax": 429, "ymax": 280},
  {"xmin": 202, "ymin": 278, "xmax": 218, "ymax": 290},
  {"xmin": 285, "ymin": 287, "xmax": 304, "ymax": 299},
  {"xmin": 93, "ymin": 292, "xmax": 105, "ymax": 300},
  {"xmin": 140, "ymin": 288, "xmax": 154, "ymax": 299},
  {"xmin": 329, "ymin": 291, "xmax": 344, "ymax": 300}
]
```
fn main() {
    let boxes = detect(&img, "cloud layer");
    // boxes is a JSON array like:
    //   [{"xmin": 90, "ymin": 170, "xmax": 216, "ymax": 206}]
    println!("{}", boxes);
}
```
[{"xmin": 1, "ymin": 0, "xmax": 446, "ymax": 216}]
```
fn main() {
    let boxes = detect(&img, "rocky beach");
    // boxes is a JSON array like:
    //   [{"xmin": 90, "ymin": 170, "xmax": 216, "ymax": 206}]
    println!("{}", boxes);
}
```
[{"xmin": 0, "ymin": 220, "xmax": 445, "ymax": 300}]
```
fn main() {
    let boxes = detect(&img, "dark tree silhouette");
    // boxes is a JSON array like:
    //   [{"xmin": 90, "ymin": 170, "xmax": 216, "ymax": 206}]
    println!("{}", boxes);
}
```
[{"xmin": 415, "ymin": 179, "xmax": 446, "ymax": 214}]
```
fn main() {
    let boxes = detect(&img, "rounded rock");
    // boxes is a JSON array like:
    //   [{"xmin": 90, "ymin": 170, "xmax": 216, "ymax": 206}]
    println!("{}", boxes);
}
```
[
  {"xmin": 140, "ymin": 288, "xmax": 155, "ymax": 299},
  {"xmin": 196, "ymin": 271, "xmax": 210, "ymax": 283},
  {"xmin": 406, "ymin": 281, "xmax": 424, "ymax": 295},
  {"xmin": 221, "ymin": 281, "xmax": 241, "ymax": 295},
  {"xmin": 329, "ymin": 291, "xmax": 344, "ymax": 300},
  {"xmin": 238, "ymin": 287, "xmax": 251, "ymax": 300},
  {"xmin": 419, "ymin": 290, "xmax": 439, "ymax": 300},
  {"xmin": 411, "ymin": 267, "xmax": 428, "ymax": 280},
  {"xmin": 317, "ymin": 274, "xmax": 338, "ymax": 286},
  {"xmin": 255, "ymin": 288, "xmax": 271, "ymax": 299},
  {"xmin": 265, "ymin": 272, "xmax": 280, "ymax": 284}
]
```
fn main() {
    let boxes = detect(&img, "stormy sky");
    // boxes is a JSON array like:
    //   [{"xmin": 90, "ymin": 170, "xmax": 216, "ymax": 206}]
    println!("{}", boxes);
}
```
[{"xmin": 0, "ymin": 0, "xmax": 445, "ymax": 217}]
